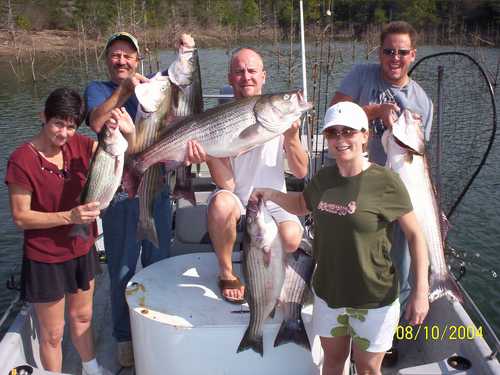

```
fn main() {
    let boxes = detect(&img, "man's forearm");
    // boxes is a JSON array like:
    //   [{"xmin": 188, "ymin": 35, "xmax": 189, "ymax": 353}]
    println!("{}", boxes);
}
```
[
  {"xmin": 89, "ymin": 85, "xmax": 131, "ymax": 133},
  {"xmin": 284, "ymin": 134, "xmax": 308, "ymax": 179}
]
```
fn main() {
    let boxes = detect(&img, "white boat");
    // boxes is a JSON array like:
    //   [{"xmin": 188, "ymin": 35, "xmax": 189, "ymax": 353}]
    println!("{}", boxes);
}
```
[{"xmin": 0, "ymin": 178, "xmax": 499, "ymax": 374}]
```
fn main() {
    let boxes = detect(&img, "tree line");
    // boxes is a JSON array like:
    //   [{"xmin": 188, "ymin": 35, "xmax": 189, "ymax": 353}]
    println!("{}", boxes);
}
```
[{"xmin": 3, "ymin": 0, "xmax": 500, "ymax": 46}]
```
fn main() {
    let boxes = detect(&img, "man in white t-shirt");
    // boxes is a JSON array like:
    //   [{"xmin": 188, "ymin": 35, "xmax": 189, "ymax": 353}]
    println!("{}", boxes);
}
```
[{"xmin": 207, "ymin": 47, "xmax": 308, "ymax": 303}]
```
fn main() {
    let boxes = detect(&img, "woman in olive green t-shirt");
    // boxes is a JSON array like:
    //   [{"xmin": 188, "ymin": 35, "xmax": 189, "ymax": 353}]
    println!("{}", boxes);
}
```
[{"xmin": 251, "ymin": 102, "xmax": 429, "ymax": 375}]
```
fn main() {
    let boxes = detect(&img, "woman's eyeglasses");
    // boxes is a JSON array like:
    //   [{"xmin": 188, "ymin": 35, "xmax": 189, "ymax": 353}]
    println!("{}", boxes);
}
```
[
  {"xmin": 382, "ymin": 48, "xmax": 412, "ymax": 57},
  {"xmin": 324, "ymin": 128, "xmax": 363, "ymax": 140}
]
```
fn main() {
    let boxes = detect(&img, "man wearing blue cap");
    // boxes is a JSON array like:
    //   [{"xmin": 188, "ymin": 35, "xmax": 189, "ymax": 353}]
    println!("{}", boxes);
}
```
[{"xmin": 84, "ymin": 31, "xmax": 203, "ymax": 367}]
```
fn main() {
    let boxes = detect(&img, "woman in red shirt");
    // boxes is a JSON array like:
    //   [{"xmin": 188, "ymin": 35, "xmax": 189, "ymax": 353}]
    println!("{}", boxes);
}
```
[{"xmin": 5, "ymin": 88, "xmax": 132, "ymax": 375}]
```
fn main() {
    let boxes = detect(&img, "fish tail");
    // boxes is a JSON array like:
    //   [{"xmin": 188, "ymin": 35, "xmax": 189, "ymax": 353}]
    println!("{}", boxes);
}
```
[
  {"xmin": 123, "ymin": 156, "xmax": 144, "ymax": 198},
  {"xmin": 237, "ymin": 328, "xmax": 263, "ymax": 357},
  {"xmin": 429, "ymin": 273, "xmax": 463, "ymax": 303},
  {"xmin": 136, "ymin": 218, "xmax": 159, "ymax": 248},
  {"xmin": 69, "ymin": 223, "xmax": 90, "ymax": 239},
  {"xmin": 274, "ymin": 318, "xmax": 311, "ymax": 351}
]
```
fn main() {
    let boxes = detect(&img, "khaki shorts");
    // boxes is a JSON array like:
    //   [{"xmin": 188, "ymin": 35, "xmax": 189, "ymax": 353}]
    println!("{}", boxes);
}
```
[
  {"xmin": 311, "ymin": 293, "xmax": 400, "ymax": 358},
  {"xmin": 207, "ymin": 189, "xmax": 302, "ymax": 226}
]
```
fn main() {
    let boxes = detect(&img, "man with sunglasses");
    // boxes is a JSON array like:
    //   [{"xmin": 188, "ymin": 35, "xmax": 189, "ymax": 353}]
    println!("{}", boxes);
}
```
[
  {"xmin": 331, "ymin": 21, "xmax": 433, "ymax": 365},
  {"xmin": 84, "ymin": 32, "xmax": 203, "ymax": 368}
]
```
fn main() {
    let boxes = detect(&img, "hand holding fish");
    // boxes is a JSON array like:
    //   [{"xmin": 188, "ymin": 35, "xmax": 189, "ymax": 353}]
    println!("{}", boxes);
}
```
[
  {"xmin": 120, "ymin": 73, "xmax": 150, "ymax": 97},
  {"xmin": 106, "ymin": 107, "xmax": 135, "ymax": 149},
  {"xmin": 250, "ymin": 188, "xmax": 276, "ymax": 203},
  {"xmin": 176, "ymin": 33, "xmax": 195, "ymax": 51},
  {"xmin": 283, "ymin": 120, "xmax": 300, "ymax": 140},
  {"xmin": 107, "ymin": 107, "xmax": 135, "ymax": 135},
  {"xmin": 404, "ymin": 289, "xmax": 430, "ymax": 325},
  {"xmin": 69, "ymin": 202, "xmax": 100, "ymax": 224},
  {"xmin": 184, "ymin": 140, "xmax": 206, "ymax": 165},
  {"xmin": 378, "ymin": 102, "xmax": 400, "ymax": 128}
]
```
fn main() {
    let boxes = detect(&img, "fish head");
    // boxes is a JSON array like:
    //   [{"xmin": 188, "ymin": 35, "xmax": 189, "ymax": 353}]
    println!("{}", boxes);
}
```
[
  {"xmin": 101, "ymin": 125, "xmax": 129, "ymax": 156},
  {"xmin": 135, "ymin": 73, "xmax": 172, "ymax": 113},
  {"xmin": 245, "ymin": 198, "xmax": 279, "ymax": 249},
  {"xmin": 254, "ymin": 90, "xmax": 312, "ymax": 133},
  {"xmin": 392, "ymin": 109, "xmax": 425, "ymax": 155}
]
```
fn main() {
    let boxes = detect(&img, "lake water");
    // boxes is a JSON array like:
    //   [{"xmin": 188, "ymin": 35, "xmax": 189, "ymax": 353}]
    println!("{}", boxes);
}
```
[{"xmin": 0, "ymin": 42, "xmax": 498, "ymax": 338}]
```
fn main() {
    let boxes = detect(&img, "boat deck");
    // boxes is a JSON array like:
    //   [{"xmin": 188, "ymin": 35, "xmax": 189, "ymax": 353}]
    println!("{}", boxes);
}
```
[{"xmin": 61, "ymin": 267, "xmax": 134, "ymax": 375}]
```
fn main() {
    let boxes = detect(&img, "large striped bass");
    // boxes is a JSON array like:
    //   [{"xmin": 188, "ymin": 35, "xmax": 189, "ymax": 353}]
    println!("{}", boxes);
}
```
[
  {"xmin": 71, "ymin": 125, "xmax": 129, "ymax": 238},
  {"xmin": 274, "ymin": 244, "xmax": 314, "ymax": 350},
  {"xmin": 382, "ymin": 109, "xmax": 460, "ymax": 302},
  {"xmin": 238, "ymin": 198, "xmax": 286, "ymax": 356},
  {"xmin": 132, "ymin": 74, "xmax": 173, "ymax": 247},
  {"xmin": 169, "ymin": 48, "xmax": 204, "ymax": 202},
  {"xmin": 124, "ymin": 91, "xmax": 311, "ymax": 197}
]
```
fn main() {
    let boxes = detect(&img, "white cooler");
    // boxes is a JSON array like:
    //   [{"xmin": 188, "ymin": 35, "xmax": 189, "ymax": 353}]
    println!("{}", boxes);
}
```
[{"xmin": 126, "ymin": 252, "xmax": 315, "ymax": 375}]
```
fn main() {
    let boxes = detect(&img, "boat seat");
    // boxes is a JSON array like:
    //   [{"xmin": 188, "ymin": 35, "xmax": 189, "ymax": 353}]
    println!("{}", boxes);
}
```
[{"xmin": 174, "ymin": 203, "xmax": 244, "ymax": 246}]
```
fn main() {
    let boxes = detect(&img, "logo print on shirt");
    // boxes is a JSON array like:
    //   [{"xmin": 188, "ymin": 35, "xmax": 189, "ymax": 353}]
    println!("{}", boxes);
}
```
[{"xmin": 317, "ymin": 201, "xmax": 357, "ymax": 216}]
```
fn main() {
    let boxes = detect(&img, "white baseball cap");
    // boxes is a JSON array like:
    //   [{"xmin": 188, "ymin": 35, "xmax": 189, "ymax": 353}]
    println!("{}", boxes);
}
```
[{"xmin": 321, "ymin": 101, "xmax": 369, "ymax": 133}]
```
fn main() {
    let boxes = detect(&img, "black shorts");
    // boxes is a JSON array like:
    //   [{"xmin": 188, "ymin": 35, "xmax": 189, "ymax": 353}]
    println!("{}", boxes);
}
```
[{"xmin": 21, "ymin": 248, "xmax": 101, "ymax": 303}]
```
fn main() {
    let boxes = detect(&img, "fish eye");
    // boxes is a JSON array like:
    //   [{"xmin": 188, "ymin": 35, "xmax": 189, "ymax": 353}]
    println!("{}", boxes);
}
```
[{"xmin": 283, "ymin": 94, "xmax": 290, "ymax": 100}]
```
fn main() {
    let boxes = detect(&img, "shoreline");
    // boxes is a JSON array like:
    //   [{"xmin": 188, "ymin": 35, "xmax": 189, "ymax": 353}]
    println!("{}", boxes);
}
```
[
  {"xmin": 0, "ymin": 28, "xmax": 283, "ymax": 60},
  {"xmin": 2, "ymin": 26, "xmax": 497, "ymax": 62}
]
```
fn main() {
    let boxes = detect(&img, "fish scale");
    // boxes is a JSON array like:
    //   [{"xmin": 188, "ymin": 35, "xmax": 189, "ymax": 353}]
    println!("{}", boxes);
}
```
[
  {"xmin": 382, "ymin": 109, "xmax": 461, "ymax": 302},
  {"xmin": 124, "ymin": 91, "xmax": 311, "ymax": 198},
  {"xmin": 133, "ymin": 76, "xmax": 173, "ymax": 246},
  {"xmin": 238, "ymin": 199, "xmax": 285, "ymax": 357},
  {"xmin": 71, "ymin": 126, "xmax": 128, "ymax": 239}
]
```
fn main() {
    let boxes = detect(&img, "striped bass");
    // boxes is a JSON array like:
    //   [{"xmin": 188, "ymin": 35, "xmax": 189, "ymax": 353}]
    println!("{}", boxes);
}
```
[
  {"xmin": 169, "ymin": 49, "xmax": 204, "ymax": 202},
  {"xmin": 71, "ymin": 125, "xmax": 128, "ymax": 238},
  {"xmin": 238, "ymin": 198, "xmax": 286, "ymax": 356},
  {"xmin": 132, "ymin": 74, "xmax": 173, "ymax": 247},
  {"xmin": 274, "ymin": 245, "xmax": 314, "ymax": 351},
  {"xmin": 124, "ymin": 91, "xmax": 311, "ymax": 197},
  {"xmin": 382, "ymin": 109, "xmax": 460, "ymax": 302}
]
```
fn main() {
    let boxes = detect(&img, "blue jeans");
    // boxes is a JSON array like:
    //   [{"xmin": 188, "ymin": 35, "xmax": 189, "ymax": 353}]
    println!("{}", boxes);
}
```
[
  {"xmin": 391, "ymin": 222, "xmax": 412, "ymax": 316},
  {"xmin": 102, "ymin": 188, "xmax": 171, "ymax": 342}
]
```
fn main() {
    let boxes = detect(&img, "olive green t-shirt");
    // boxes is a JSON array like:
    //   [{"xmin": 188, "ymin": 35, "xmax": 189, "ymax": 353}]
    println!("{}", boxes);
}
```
[{"xmin": 303, "ymin": 164, "xmax": 412, "ymax": 309}]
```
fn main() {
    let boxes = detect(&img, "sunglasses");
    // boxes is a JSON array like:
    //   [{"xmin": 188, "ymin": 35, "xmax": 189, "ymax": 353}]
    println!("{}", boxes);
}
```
[
  {"xmin": 324, "ymin": 128, "xmax": 364, "ymax": 140},
  {"xmin": 382, "ymin": 48, "xmax": 412, "ymax": 57}
]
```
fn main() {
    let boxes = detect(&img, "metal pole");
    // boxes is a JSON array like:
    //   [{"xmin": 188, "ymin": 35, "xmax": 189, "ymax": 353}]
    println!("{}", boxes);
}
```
[
  {"xmin": 436, "ymin": 66, "xmax": 443, "ymax": 204},
  {"xmin": 299, "ymin": 0, "xmax": 308, "ymax": 101},
  {"xmin": 299, "ymin": 0, "xmax": 313, "ymax": 180}
]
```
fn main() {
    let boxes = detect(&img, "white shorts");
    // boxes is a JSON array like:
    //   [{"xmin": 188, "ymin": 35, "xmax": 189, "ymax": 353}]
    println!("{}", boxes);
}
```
[
  {"xmin": 311, "ymin": 294, "xmax": 400, "ymax": 357},
  {"xmin": 207, "ymin": 189, "xmax": 302, "ymax": 226}
]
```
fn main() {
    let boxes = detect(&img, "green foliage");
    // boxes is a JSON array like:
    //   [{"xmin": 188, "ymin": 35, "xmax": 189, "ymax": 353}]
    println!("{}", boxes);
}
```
[
  {"xmin": 5, "ymin": 0, "xmax": 499, "ymax": 43},
  {"xmin": 241, "ymin": 0, "xmax": 260, "ymax": 27},
  {"xmin": 402, "ymin": 0, "xmax": 438, "ymax": 29},
  {"xmin": 15, "ymin": 14, "xmax": 31, "ymax": 31},
  {"xmin": 373, "ymin": 7, "xmax": 387, "ymax": 24},
  {"xmin": 213, "ymin": 0, "xmax": 238, "ymax": 26}
]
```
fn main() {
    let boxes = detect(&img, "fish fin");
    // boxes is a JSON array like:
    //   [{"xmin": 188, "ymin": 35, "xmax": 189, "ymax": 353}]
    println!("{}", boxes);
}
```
[
  {"xmin": 238, "ymin": 124, "xmax": 261, "ymax": 141},
  {"xmin": 69, "ymin": 224, "xmax": 90, "ymax": 239},
  {"xmin": 237, "ymin": 328, "xmax": 263, "ymax": 357},
  {"xmin": 263, "ymin": 246, "xmax": 272, "ymax": 267},
  {"xmin": 136, "ymin": 217, "xmax": 159, "ymax": 248},
  {"xmin": 429, "ymin": 273, "xmax": 463, "ymax": 303},
  {"xmin": 123, "ymin": 156, "xmax": 144, "ymax": 198},
  {"xmin": 269, "ymin": 305, "xmax": 277, "ymax": 319},
  {"xmin": 274, "ymin": 317, "xmax": 311, "ymax": 351},
  {"xmin": 171, "ymin": 166, "xmax": 196, "ymax": 205}
]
